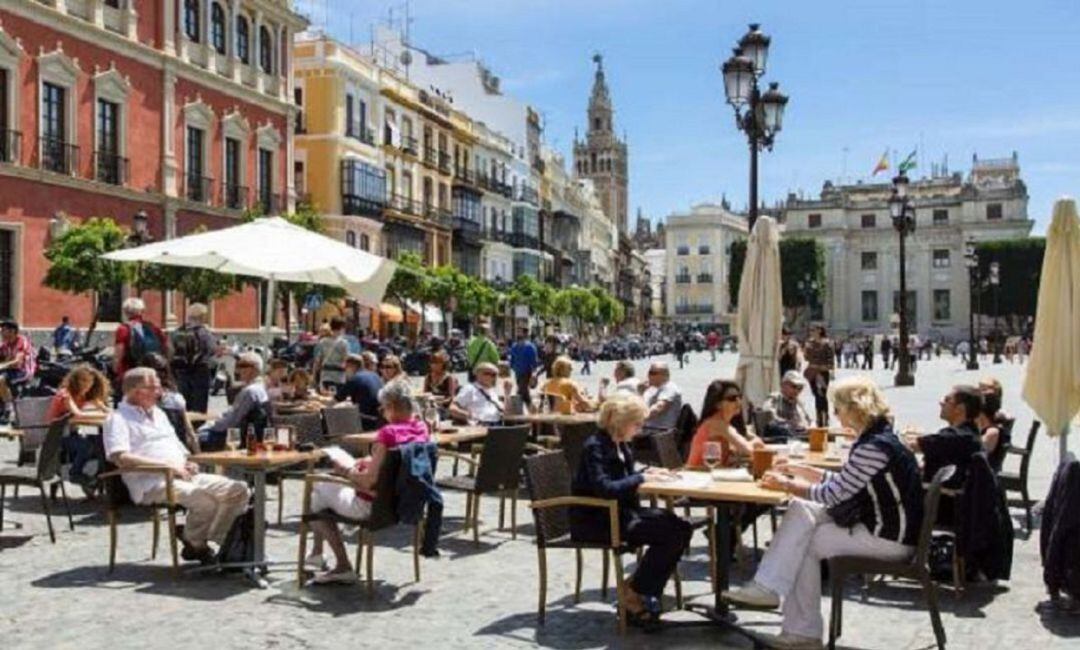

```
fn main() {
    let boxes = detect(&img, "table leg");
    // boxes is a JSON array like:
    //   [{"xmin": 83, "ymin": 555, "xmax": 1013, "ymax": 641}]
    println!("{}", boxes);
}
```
[
  {"xmin": 244, "ymin": 469, "xmax": 269, "ymax": 589},
  {"xmin": 713, "ymin": 503, "xmax": 732, "ymax": 618}
]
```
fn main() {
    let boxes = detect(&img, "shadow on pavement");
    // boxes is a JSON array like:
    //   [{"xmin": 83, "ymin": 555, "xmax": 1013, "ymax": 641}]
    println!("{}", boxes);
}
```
[
  {"xmin": 30, "ymin": 564, "xmax": 254, "ymax": 601},
  {"xmin": 265, "ymin": 581, "xmax": 428, "ymax": 615},
  {"xmin": 0, "ymin": 534, "xmax": 33, "ymax": 550},
  {"xmin": 1034, "ymin": 599, "xmax": 1080, "ymax": 638}
]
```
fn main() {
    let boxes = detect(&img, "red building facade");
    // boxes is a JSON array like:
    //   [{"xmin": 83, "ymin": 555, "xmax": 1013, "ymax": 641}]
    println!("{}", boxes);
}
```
[{"xmin": 0, "ymin": 0, "xmax": 306, "ymax": 338}]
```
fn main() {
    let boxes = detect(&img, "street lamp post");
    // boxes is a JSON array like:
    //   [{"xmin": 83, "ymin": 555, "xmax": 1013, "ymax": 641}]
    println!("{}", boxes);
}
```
[
  {"xmin": 990, "ymin": 260, "xmax": 1002, "ymax": 364},
  {"xmin": 796, "ymin": 273, "xmax": 817, "ymax": 339},
  {"xmin": 964, "ymin": 239, "xmax": 980, "ymax": 371},
  {"xmin": 888, "ymin": 173, "xmax": 916, "ymax": 387},
  {"xmin": 721, "ymin": 24, "xmax": 789, "ymax": 233}
]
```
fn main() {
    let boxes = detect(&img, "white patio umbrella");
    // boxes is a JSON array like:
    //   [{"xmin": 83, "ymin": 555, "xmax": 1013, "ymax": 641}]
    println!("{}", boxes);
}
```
[
  {"xmin": 735, "ymin": 215, "xmax": 784, "ymax": 411},
  {"xmin": 102, "ymin": 217, "xmax": 397, "ymax": 334},
  {"xmin": 1021, "ymin": 197, "xmax": 1080, "ymax": 460}
]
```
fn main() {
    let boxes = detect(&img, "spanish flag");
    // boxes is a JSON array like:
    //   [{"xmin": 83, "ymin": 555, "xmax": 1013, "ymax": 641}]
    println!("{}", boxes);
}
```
[{"xmin": 872, "ymin": 149, "xmax": 889, "ymax": 176}]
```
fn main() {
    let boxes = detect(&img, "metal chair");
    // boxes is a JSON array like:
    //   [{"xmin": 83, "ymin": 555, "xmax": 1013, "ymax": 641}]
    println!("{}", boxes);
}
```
[
  {"xmin": 0, "ymin": 416, "xmax": 75, "ymax": 543},
  {"xmin": 523, "ymin": 450, "xmax": 628, "ymax": 634},
  {"xmin": 270, "ymin": 411, "xmax": 325, "ymax": 525},
  {"xmin": 439, "ymin": 424, "xmax": 529, "ymax": 543},
  {"xmin": 12, "ymin": 396, "xmax": 53, "ymax": 467},
  {"xmin": 827, "ymin": 465, "xmax": 956, "ymax": 650},
  {"xmin": 1000, "ymin": 421, "xmax": 1040, "ymax": 531}
]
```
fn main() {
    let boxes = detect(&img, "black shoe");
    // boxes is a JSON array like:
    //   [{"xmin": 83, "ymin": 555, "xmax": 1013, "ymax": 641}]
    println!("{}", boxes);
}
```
[{"xmin": 181, "ymin": 544, "xmax": 217, "ymax": 565}]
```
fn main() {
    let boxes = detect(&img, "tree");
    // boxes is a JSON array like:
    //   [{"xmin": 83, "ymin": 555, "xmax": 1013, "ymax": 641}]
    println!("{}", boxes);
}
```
[
  {"xmin": 729, "ymin": 237, "xmax": 826, "ymax": 325},
  {"xmin": 973, "ymin": 238, "xmax": 1045, "ymax": 332},
  {"xmin": 43, "ymin": 217, "xmax": 132, "ymax": 340}
]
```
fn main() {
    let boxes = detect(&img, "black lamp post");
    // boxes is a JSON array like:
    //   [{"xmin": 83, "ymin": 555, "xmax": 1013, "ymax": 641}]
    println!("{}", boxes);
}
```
[
  {"xmin": 990, "ymin": 260, "xmax": 1002, "ymax": 364},
  {"xmin": 888, "ymin": 172, "xmax": 916, "ymax": 387},
  {"xmin": 964, "ymin": 239, "xmax": 980, "ymax": 371},
  {"xmin": 796, "ymin": 273, "xmax": 818, "ymax": 338},
  {"xmin": 721, "ymin": 24, "xmax": 789, "ymax": 233}
]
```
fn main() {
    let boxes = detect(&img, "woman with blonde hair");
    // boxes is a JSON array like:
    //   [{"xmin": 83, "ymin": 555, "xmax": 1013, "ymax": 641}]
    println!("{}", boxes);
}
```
[
  {"xmin": 50, "ymin": 365, "xmax": 111, "ymax": 485},
  {"xmin": 570, "ymin": 393, "xmax": 691, "ymax": 630},
  {"xmin": 378, "ymin": 354, "xmax": 405, "ymax": 385},
  {"xmin": 539, "ymin": 355, "xmax": 596, "ymax": 414},
  {"xmin": 724, "ymin": 376, "xmax": 924, "ymax": 649}
]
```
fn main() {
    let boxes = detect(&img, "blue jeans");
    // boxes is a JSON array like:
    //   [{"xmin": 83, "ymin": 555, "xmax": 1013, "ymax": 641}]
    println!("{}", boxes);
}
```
[{"xmin": 62, "ymin": 433, "xmax": 100, "ymax": 479}]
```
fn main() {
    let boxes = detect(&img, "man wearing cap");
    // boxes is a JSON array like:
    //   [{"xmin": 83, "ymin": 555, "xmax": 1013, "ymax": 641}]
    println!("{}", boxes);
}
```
[{"xmin": 757, "ymin": 370, "xmax": 813, "ymax": 442}]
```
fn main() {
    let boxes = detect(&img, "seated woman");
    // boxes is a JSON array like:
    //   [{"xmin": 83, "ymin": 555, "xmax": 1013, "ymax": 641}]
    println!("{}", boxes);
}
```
[
  {"xmin": 379, "ymin": 354, "xmax": 406, "ymax": 386},
  {"xmin": 686, "ymin": 379, "xmax": 764, "ymax": 468},
  {"xmin": 276, "ymin": 369, "xmax": 324, "ymax": 411},
  {"xmin": 51, "ymin": 365, "xmax": 111, "ymax": 484},
  {"xmin": 571, "ymin": 393, "xmax": 692, "ymax": 629},
  {"xmin": 977, "ymin": 377, "xmax": 1011, "ymax": 473},
  {"xmin": 144, "ymin": 353, "xmax": 200, "ymax": 452},
  {"xmin": 305, "ymin": 381, "xmax": 429, "ymax": 583},
  {"xmin": 724, "ymin": 376, "xmax": 923, "ymax": 649},
  {"xmin": 422, "ymin": 350, "xmax": 459, "ymax": 407},
  {"xmin": 539, "ymin": 355, "xmax": 597, "ymax": 414},
  {"xmin": 264, "ymin": 359, "xmax": 291, "ymax": 401}
]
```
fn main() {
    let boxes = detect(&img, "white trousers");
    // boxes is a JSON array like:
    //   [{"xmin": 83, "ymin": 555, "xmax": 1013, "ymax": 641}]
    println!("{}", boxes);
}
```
[
  {"xmin": 755, "ymin": 498, "xmax": 913, "ymax": 639},
  {"xmin": 310, "ymin": 482, "xmax": 372, "ymax": 521},
  {"xmin": 142, "ymin": 474, "xmax": 250, "ymax": 546}
]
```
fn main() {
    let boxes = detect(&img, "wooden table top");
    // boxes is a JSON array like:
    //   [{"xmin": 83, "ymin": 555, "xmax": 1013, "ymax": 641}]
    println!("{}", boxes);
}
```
[
  {"xmin": 70, "ymin": 411, "xmax": 219, "ymax": 427},
  {"xmin": 639, "ymin": 470, "xmax": 788, "ymax": 505},
  {"xmin": 503, "ymin": 412, "xmax": 598, "ymax": 425},
  {"xmin": 766, "ymin": 446, "xmax": 845, "ymax": 471},
  {"xmin": 0, "ymin": 426, "xmax": 22, "ymax": 440},
  {"xmin": 340, "ymin": 426, "xmax": 488, "ymax": 447},
  {"xmin": 190, "ymin": 449, "xmax": 322, "ymax": 470}
]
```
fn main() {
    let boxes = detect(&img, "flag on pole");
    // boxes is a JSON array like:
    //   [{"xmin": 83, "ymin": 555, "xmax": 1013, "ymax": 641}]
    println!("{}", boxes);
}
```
[
  {"xmin": 872, "ymin": 149, "xmax": 889, "ymax": 176},
  {"xmin": 898, "ymin": 149, "xmax": 918, "ymax": 173}
]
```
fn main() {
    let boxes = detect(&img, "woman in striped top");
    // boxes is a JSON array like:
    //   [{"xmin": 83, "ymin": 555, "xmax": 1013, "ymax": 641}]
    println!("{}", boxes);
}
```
[{"xmin": 723, "ymin": 376, "xmax": 923, "ymax": 650}]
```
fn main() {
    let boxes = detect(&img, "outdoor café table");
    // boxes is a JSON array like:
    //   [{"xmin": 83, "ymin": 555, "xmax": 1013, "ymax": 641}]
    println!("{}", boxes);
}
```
[
  {"xmin": 339, "ymin": 425, "xmax": 488, "ymax": 449},
  {"xmin": 189, "ymin": 448, "xmax": 323, "ymax": 588},
  {"xmin": 766, "ymin": 446, "xmax": 845, "ymax": 472},
  {"xmin": 638, "ymin": 471, "xmax": 787, "ymax": 634},
  {"xmin": 503, "ymin": 412, "xmax": 598, "ymax": 426}
]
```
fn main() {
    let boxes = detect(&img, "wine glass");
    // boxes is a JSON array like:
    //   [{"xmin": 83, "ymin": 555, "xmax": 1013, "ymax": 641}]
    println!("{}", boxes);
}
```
[
  {"xmin": 423, "ymin": 403, "xmax": 439, "ymax": 432},
  {"xmin": 226, "ymin": 427, "xmax": 241, "ymax": 451},
  {"xmin": 703, "ymin": 442, "xmax": 723, "ymax": 472}
]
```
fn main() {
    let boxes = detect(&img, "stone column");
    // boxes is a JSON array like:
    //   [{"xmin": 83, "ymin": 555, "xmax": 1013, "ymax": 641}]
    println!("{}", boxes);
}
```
[
  {"xmin": 90, "ymin": 0, "xmax": 104, "ymax": 28},
  {"xmin": 253, "ymin": 10, "xmax": 264, "ymax": 92},
  {"xmin": 164, "ymin": 203, "xmax": 178, "ymax": 327},
  {"xmin": 162, "ymin": 67, "xmax": 178, "ymax": 197},
  {"xmin": 163, "ymin": 0, "xmax": 176, "ymax": 56},
  {"xmin": 125, "ymin": 0, "xmax": 138, "ymax": 39},
  {"xmin": 201, "ymin": 0, "xmax": 212, "ymax": 61},
  {"xmin": 229, "ymin": 0, "xmax": 241, "ymax": 82},
  {"xmin": 285, "ymin": 107, "xmax": 296, "ymax": 211}
]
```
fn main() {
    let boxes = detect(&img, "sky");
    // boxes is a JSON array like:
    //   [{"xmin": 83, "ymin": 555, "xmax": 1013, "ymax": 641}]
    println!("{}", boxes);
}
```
[{"xmin": 296, "ymin": 0, "xmax": 1080, "ymax": 234}]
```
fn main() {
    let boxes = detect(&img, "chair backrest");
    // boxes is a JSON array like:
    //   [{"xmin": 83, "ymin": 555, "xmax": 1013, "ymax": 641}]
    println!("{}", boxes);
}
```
[
  {"xmin": 366, "ymin": 448, "xmax": 402, "ymax": 530},
  {"xmin": 270, "ymin": 412, "xmax": 324, "ymax": 446},
  {"xmin": 1018, "ymin": 421, "xmax": 1040, "ymax": 477},
  {"xmin": 37, "ymin": 415, "xmax": 71, "ymax": 482},
  {"xmin": 240, "ymin": 400, "xmax": 270, "ymax": 440},
  {"xmin": 160, "ymin": 406, "xmax": 194, "ymax": 449},
  {"xmin": 322, "ymin": 406, "xmax": 362, "ymax": 437},
  {"xmin": 523, "ymin": 450, "xmax": 572, "ymax": 545},
  {"xmin": 558, "ymin": 421, "xmax": 598, "ymax": 474},
  {"xmin": 13, "ymin": 396, "xmax": 54, "ymax": 453},
  {"xmin": 675, "ymin": 402, "xmax": 698, "ymax": 457},
  {"xmin": 914, "ymin": 465, "xmax": 956, "ymax": 567},
  {"xmin": 651, "ymin": 429, "xmax": 683, "ymax": 470},
  {"xmin": 474, "ymin": 424, "xmax": 530, "ymax": 493}
]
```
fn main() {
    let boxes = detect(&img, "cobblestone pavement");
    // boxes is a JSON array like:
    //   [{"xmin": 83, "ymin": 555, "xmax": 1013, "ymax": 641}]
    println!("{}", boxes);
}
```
[{"xmin": 2, "ymin": 352, "xmax": 1078, "ymax": 649}]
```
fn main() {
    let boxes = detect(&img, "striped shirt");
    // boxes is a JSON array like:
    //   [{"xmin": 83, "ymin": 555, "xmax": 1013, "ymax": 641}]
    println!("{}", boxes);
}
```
[{"xmin": 808, "ymin": 444, "xmax": 890, "ymax": 506}]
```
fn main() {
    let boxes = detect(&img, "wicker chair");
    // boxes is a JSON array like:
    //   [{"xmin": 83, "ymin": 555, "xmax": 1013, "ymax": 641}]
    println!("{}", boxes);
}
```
[
  {"xmin": 523, "ymin": 450, "xmax": 628, "ymax": 633},
  {"xmin": 270, "ymin": 411, "xmax": 325, "ymax": 524},
  {"xmin": 827, "ymin": 465, "xmax": 955, "ymax": 650},
  {"xmin": 323, "ymin": 406, "xmax": 363, "ymax": 438},
  {"xmin": 0, "ymin": 416, "xmax": 74, "ymax": 543},
  {"xmin": 558, "ymin": 421, "xmax": 598, "ymax": 474},
  {"xmin": 439, "ymin": 424, "xmax": 529, "ymax": 543},
  {"xmin": 296, "ymin": 449, "xmax": 411, "ymax": 594},
  {"xmin": 13, "ymin": 396, "xmax": 53, "ymax": 467},
  {"xmin": 98, "ymin": 460, "xmax": 185, "ymax": 574},
  {"xmin": 1000, "ymin": 421, "xmax": 1040, "ymax": 531}
]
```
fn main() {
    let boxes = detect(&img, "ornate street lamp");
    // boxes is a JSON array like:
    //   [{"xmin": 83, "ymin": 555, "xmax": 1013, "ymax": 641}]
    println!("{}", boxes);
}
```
[
  {"xmin": 721, "ymin": 24, "xmax": 788, "ymax": 232},
  {"xmin": 963, "ymin": 239, "xmax": 980, "ymax": 371},
  {"xmin": 888, "ymin": 172, "xmax": 915, "ymax": 386}
]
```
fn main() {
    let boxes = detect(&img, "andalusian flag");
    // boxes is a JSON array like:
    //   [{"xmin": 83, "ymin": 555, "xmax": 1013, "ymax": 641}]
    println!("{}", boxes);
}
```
[
  {"xmin": 872, "ymin": 149, "xmax": 889, "ymax": 176},
  {"xmin": 898, "ymin": 149, "xmax": 918, "ymax": 173}
]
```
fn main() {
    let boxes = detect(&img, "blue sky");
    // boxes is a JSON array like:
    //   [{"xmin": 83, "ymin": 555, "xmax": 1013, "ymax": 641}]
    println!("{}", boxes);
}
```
[{"xmin": 298, "ymin": 0, "xmax": 1080, "ymax": 234}]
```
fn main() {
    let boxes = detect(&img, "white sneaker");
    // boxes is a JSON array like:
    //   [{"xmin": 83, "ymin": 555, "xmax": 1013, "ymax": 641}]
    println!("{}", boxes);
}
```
[
  {"xmin": 721, "ymin": 581, "xmax": 780, "ymax": 609},
  {"xmin": 304, "ymin": 553, "xmax": 329, "ymax": 571},
  {"xmin": 309, "ymin": 570, "xmax": 359, "ymax": 585},
  {"xmin": 753, "ymin": 632, "xmax": 823, "ymax": 650}
]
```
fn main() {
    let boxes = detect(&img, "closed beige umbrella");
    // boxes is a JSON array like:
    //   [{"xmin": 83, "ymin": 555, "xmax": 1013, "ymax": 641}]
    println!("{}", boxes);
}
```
[
  {"xmin": 736, "ymin": 216, "xmax": 784, "ymax": 410},
  {"xmin": 1021, "ymin": 197, "xmax": 1080, "ymax": 459}
]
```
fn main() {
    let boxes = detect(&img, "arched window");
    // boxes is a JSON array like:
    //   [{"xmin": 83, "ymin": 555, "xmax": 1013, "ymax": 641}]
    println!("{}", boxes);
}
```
[
  {"xmin": 184, "ymin": 0, "xmax": 200, "ymax": 42},
  {"xmin": 236, "ymin": 15, "xmax": 250, "ymax": 64},
  {"xmin": 211, "ymin": 3, "xmax": 226, "ymax": 54},
  {"xmin": 345, "ymin": 231, "xmax": 356, "ymax": 247},
  {"xmin": 360, "ymin": 234, "xmax": 370, "ymax": 251},
  {"xmin": 259, "ymin": 26, "xmax": 273, "ymax": 74}
]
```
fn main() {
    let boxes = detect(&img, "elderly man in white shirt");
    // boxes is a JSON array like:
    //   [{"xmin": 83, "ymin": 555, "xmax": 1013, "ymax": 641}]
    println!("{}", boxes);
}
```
[
  {"xmin": 642, "ymin": 362, "xmax": 682, "ymax": 431},
  {"xmin": 449, "ymin": 362, "xmax": 505, "ymax": 425},
  {"xmin": 104, "ymin": 367, "xmax": 249, "ymax": 563}
]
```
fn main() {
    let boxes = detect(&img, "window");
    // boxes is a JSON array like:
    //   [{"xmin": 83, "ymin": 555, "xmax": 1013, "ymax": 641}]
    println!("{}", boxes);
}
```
[
  {"xmin": 211, "ymin": 3, "xmax": 226, "ymax": 54},
  {"xmin": 0, "ymin": 229, "xmax": 12, "ymax": 319},
  {"xmin": 933, "ymin": 208, "xmax": 949, "ymax": 225},
  {"xmin": 860, "ymin": 213, "xmax": 876, "ymax": 228},
  {"xmin": 0, "ymin": 68, "xmax": 9, "ymax": 162},
  {"xmin": 360, "ymin": 234, "xmax": 370, "ymax": 252},
  {"xmin": 341, "ymin": 159, "xmax": 386, "ymax": 215},
  {"xmin": 401, "ymin": 170, "xmax": 413, "ymax": 200},
  {"xmin": 933, "ymin": 289, "xmax": 951, "ymax": 321},
  {"xmin": 861, "ymin": 251, "xmax": 878, "ymax": 271},
  {"xmin": 360, "ymin": 100, "xmax": 368, "ymax": 142},
  {"xmin": 345, "ymin": 231, "xmax": 356, "ymax": 247},
  {"xmin": 258, "ymin": 148, "xmax": 273, "ymax": 211},
  {"xmin": 932, "ymin": 249, "xmax": 950, "ymax": 269},
  {"xmin": 986, "ymin": 203, "xmax": 1003, "ymax": 220},
  {"xmin": 808, "ymin": 213, "xmax": 821, "ymax": 228},
  {"xmin": 104, "ymin": 0, "xmax": 120, "ymax": 7},
  {"xmin": 224, "ymin": 137, "xmax": 242, "ymax": 208},
  {"xmin": 95, "ymin": 99, "xmax": 121, "ymax": 184},
  {"xmin": 345, "ymin": 94, "xmax": 354, "ymax": 137},
  {"xmin": 41, "ymin": 82, "xmax": 68, "ymax": 173},
  {"xmin": 259, "ymin": 26, "xmax": 272, "ymax": 74},
  {"xmin": 185, "ymin": 126, "xmax": 205, "ymax": 201},
  {"xmin": 294, "ymin": 160, "xmax": 306, "ymax": 196},
  {"xmin": 861, "ymin": 291, "xmax": 878, "ymax": 322},
  {"xmin": 236, "ymin": 16, "xmax": 250, "ymax": 64},
  {"xmin": 184, "ymin": 0, "xmax": 200, "ymax": 42}
]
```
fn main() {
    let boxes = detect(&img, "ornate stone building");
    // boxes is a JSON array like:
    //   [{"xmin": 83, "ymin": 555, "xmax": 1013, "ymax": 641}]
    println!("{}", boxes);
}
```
[{"xmin": 573, "ymin": 54, "xmax": 627, "ymax": 234}]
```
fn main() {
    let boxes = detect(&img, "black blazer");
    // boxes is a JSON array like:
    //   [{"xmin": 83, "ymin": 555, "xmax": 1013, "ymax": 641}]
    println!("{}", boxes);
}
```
[{"xmin": 570, "ymin": 433, "xmax": 643, "ymax": 544}]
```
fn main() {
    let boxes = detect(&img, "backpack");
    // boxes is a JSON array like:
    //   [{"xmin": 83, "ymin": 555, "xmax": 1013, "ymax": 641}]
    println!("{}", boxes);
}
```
[
  {"xmin": 125, "ymin": 323, "xmax": 163, "ymax": 368},
  {"xmin": 216, "ymin": 506, "xmax": 255, "ymax": 569},
  {"xmin": 172, "ymin": 325, "xmax": 206, "ymax": 368}
]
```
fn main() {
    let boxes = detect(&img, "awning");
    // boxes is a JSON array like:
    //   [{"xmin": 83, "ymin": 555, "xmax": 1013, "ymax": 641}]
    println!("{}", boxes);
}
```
[{"xmin": 380, "ymin": 303, "xmax": 404, "ymax": 323}]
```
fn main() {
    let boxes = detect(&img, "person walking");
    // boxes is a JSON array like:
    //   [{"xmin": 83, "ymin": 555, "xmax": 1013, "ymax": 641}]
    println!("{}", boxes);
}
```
[
  {"xmin": 707, "ymin": 330, "xmax": 720, "ymax": 362},
  {"xmin": 170, "ymin": 303, "xmax": 218, "ymax": 414},
  {"xmin": 881, "ymin": 335, "xmax": 892, "ymax": 370},
  {"xmin": 803, "ymin": 326, "xmax": 835, "ymax": 427},
  {"xmin": 509, "ymin": 328, "xmax": 539, "ymax": 409},
  {"xmin": 673, "ymin": 336, "xmax": 687, "ymax": 370},
  {"xmin": 466, "ymin": 323, "xmax": 500, "ymax": 383}
]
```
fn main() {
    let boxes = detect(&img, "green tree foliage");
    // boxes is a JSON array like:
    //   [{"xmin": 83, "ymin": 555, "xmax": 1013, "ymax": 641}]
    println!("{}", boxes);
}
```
[
  {"xmin": 973, "ymin": 238, "xmax": 1045, "ymax": 327},
  {"xmin": 43, "ymin": 217, "xmax": 131, "ymax": 338},
  {"xmin": 729, "ymin": 237, "xmax": 826, "ymax": 312}
]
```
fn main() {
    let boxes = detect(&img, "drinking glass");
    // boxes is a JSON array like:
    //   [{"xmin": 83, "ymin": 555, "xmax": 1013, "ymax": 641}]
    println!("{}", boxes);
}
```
[
  {"xmin": 703, "ymin": 442, "xmax": 723, "ymax": 472},
  {"xmin": 226, "ymin": 427, "xmax": 241, "ymax": 451},
  {"xmin": 277, "ymin": 427, "xmax": 291, "ymax": 449}
]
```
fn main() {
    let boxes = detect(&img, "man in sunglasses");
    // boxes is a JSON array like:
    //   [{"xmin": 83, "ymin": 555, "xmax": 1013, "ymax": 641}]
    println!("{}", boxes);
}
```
[
  {"xmin": 642, "ymin": 362, "xmax": 682, "ymax": 432},
  {"xmin": 449, "ymin": 362, "xmax": 505, "ymax": 425},
  {"xmin": 198, "ymin": 351, "xmax": 269, "ymax": 450}
]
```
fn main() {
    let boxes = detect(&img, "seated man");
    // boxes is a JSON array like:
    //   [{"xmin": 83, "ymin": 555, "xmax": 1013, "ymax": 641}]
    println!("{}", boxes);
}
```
[
  {"xmin": 0, "ymin": 320, "xmax": 36, "ymax": 424},
  {"xmin": 906, "ymin": 385, "xmax": 984, "ymax": 492},
  {"xmin": 601, "ymin": 360, "xmax": 641, "ymax": 401},
  {"xmin": 641, "ymin": 362, "xmax": 682, "ymax": 432},
  {"xmin": 198, "ymin": 352, "xmax": 269, "ymax": 450},
  {"xmin": 334, "ymin": 352, "xmax": 383, "ymax": 430},
  {"xmin": 449, "ymin": 362, "xmax": 504, "ymax": 425},
  {"xmin": 104, "ymin": 368, "xmax": 250, "ymax": 562},
  {"xmin": 758, "ymin": 371, "xmax": 814, "ymax": 442}
]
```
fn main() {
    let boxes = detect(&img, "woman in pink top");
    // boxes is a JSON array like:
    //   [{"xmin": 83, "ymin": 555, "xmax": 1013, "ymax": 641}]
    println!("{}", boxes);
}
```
[{"xmin": 306, "ymin": 381, "xmax": 429, "ymax": 584}]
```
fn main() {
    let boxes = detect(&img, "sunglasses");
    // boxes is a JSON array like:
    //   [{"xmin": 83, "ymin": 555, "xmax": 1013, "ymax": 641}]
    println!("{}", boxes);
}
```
[{"xmin": 722, "ymin": 394, "xmax": 742, "ymax": 402}]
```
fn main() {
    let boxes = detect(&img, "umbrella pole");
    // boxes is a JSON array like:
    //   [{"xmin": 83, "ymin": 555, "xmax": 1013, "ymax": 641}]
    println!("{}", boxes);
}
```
[{"xmin": 263, "ymin": 277, "xmax": 276, "ymax": 341}]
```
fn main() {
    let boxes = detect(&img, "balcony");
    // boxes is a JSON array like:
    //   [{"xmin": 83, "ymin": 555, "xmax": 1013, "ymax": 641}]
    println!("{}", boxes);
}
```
[
  {"xmin": 516, "ymin": 186, "xmax": 539, "ymax": 205},
  {"xmin": 697, "ymin": 273, "xmax": 714, "ymax": 283},
  {"xmin": 483, "ymin": 228, "xmax": 511, "ymax": 245},
  {"xmin": 360, "ymin": 127, "xmax": 376, "ymax": 146},
  {"xmin": 452, "ymin": 217, "xmax": 482, "ymax": 244},
  {"xmin": 223, "ymin": 184, "xmax": 249, "ymax": 211},
  {"xmin": 423, "ymin": 147, "xmax": 438, "ymax": 168},
  {"xmin": 698, "ymin": 245, "xmax": 711, "ymax": 255},
  {"xmin": 185, "ymin": 174, "xmax": 214, "ymax": 204},
  {"xmin": 676, "ymin": 246, "xmax": 690, "ymax": 256},
  {"xmin": 38, "ymin": 137, "xmax": 79, "ymax": 175},
  {"xmin": 342, "ymin": 194, "xmax": 384, "ymax": 219},
  {"xmin": 438, "ymin": 151, "xmax": 452, "ymax": 175},
  {"xmin": 675, "ymin": 273, "xmax": 692, "ymax": 284},
  {"xmin": 94, "ymin": 150, "xmax": 128, "ymax": 186},
  {"xmin": 401, "ymin": 136, "xmax": 419, "ymax": 157},
  {"xmin": 675, "ymin": 304, "xmax": 715, "ymax": 315},
  {"xmin": 509, "ymin": 232, "xmax": 541, "ymax": 250},
  {"xmin": 386, "ymin": 194, "xmax": 451, "ymax": 227},
  {"xmin": 0, "ymin": 129, "xmax": 21, "ymax": 164},
  {"xmin": 453, "ymin": 166, "xmax": 475, "ymax": 186}
]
